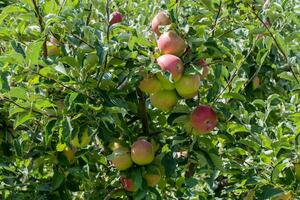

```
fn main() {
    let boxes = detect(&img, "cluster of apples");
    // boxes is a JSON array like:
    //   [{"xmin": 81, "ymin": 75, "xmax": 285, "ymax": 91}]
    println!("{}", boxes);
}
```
[
  {"xmin": 139, "ymin": 11, "xmax": 204, "ymax": 111},
  {"xmin": 109, "ymin": 138, "xmax": 162, "ymax": 192}
]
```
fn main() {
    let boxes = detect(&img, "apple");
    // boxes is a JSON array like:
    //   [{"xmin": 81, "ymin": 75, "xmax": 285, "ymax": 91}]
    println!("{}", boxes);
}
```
[
  {"xmin": 150, "ymin": 90, "xmax": 178, "ymax": 111},
  {"xmin": 157, "ymin": 54, "xmax": 184, "ymax": 82},
  {"xmin": 120, "ymin": 177, "xmax": 137, "ymax": 192},
  {"xmin": 109, "ymin": 11, "xmax": 122, "ymax": 25},
  {"xmin": 138, "ymin": 76, "xmax": 162, "ymax": 94},
  {"xmin": 252, "ymin": 76, "xmax": 260, "ymax": 89},
  {"xmin": 111, "ymin": 147, "xmax": 133, "ymax": 170},
  {"xmin": 143, "ymin": 166, "xmax": 161, "ymax": 187},
  {"xmin": 151, "ymin": 11, "xmax": 171, "ymax": 36},
  {"xmin": 198, "ymin": 59, "xmax": 209, "ymax": 79},
  {"xmin": 63, "ymin": 147, "xmax": 76, "ymax": 163},
  {"xmin": 190, "ymin": 105, "xmax": 217, "ymax": 134},
  {"xmin": 47, "ymin": 42, "xmax": 61, "ymax": 56},
  {"xmin": 294, "ymin": 162, "xmax": 300, "ymax": 180},
  {"xmin": 109, "ymin": 139, "xmax": 123, "ymax": 151},
  {"xmin": 156, "ymin": 72, "xmax": 175, "ymax": 90},
  {"xmin": 175, "ymin": 75, "xmax": 201, "ymax": 99},
  {"xmin": 131, "ymin": 139, "xmax": 154, "ymax": 165},
  {"xmin": 157, "ymin": 30, "xmax": 187, "ymax": 57}
]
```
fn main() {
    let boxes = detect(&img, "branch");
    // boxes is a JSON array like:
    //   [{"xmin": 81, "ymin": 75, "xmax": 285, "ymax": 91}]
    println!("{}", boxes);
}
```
[
  {"xmin": 31, "ymin": 0, "xmax": 48, "ymax": 58},
  {"xmin": 86, "ymin": 4, "xmax": 93, "ymax": 26},
  {"xmin": 104, "ymin": 188, "xmax": 124, "ymax": 200},
  {"xmin": 212, "ymin": 0, "xmax": 222, "ymax": 36},
  {"xmin": 136, "ymin": 88, "xmax": 149, "ymax": 135},
  {"xmin": 248, "ymin": 3, "xmax": 299, "ymax": 83}
]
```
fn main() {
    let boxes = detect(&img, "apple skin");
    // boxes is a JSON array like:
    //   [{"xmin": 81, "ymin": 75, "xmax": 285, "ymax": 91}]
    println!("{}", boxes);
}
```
[
  {"xmin": 156, "ymin": 72, "xmax": 175, "ymax": 90},
  {"xmin": 131, "ymin": 139, "xmax": 154, "ymax": 165},
  {"xmin": 47, "ymin": 42, "xmax": 61, "ymax": 56},
  {"xmin": 157, "ymin": 54, "xmax": 184, "ymax": 82},
  {"xmin": 294, "ymin": 163, "xmax": 300, "ymax": 181},
  {"xmin": 190, "ymin": 105, "xmax": 217, "ymax": 134},
  {"xmin": 63, "ymin": 147, "xmax": 76, "ymax": 163},
  {"xmin": 150, "ymin": 90, "xmax": 178, "ymax": 111},
  {"xmin": 138, "ymin": 76, "xmax": 162, "ymax": 94},
  {"xmin": 175, "ymin": 75, "xmax": 201, "ymax": 99},
  {"xmin": 151, "ymin": 11, "xmax": 171, "ymax": 36},
  {"xmin": 252, "ymin": 76, "xmax": 260, "ymax": 89},
  {"xmin": 157, "ymin": 30, "xmax": 187, "ymax": 57},
  {"xmin": 109, "ymin": 11, "xmax": 122, "ymax": 25},
  {"xmin": 143, "ymin": 166, "xmax": 161, "ymax": 187},
  {"xmin": 111, "ymin": 147, "xmax": 133, "ymax": 170},
  {"xmin": 120, "ymin": 177, "xmax": 137, "ymax": 192}
]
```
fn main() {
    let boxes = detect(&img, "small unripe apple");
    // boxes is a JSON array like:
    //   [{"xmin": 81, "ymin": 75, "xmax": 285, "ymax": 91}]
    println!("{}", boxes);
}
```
[
  {"xmin": 294, "ymin": 163, "xmax": 300, "ymax": 181},
  {"xmin": 143, "ymin": 166, "xmax": 161, "ymax": 187},
  {"xmin": 150, "ymin": 90, "xmax": 178, "ymax": 111},
  {"xmin": 109, "ymin": 139, "xmax": 123, "ymax": 151},
  {"xmin": 252, "ymin": 76, "xmax": 260, "ymax": 89},
  {"xmin": 138, "ymin": 76, "xmax": 162, "ymax": 94},
  {"xmin": 175, "ymin": 75, "xmax": 200, "ymax": 99},
  {"xmin": 63, "ymin": 147, "xmax": 76, "ymax": 163},
  {"xmin": 156, "ymin": 72, "xmax": 175, "ymax": 90},
  {"xmin": 111, "ymin": 147, "xmax": 133, "ymax": 170},
  {"xmin": 151, "ymin": 11, "xmax": 171, "ymax": 36},
  {"xmin": 47, "ymin": 42, "xmax": 61, "ymax": 56},
  {"xmin": 120, "ymin": 177, "xmax": 137, "ymax": 192},
  {"xmin": 190, "ymin": 105, "xmax": 217, "ymax": 134},
  {"xmin": 157, "ymin": 30, "xmax": 187, "ymax": 57},
  {"xmin": 109, "ymin": 11, "xmax": 122, "ymax": 25},
  {"xmin": 157, "ymin": 54, "xmax": 184, "ymax": 82},
  {"xmin": 131, "ymin": 139, "xmax": 154, "ymax": 165}
]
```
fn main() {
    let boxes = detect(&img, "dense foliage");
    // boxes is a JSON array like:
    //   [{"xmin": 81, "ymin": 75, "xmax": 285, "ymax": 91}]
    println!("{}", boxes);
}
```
[{"xmin": 0, "ymin": 0, "xmax": 299, "ymax": 199}]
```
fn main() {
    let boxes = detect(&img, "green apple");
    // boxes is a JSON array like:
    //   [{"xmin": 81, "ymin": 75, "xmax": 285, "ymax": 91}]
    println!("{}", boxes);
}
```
[
  {"xmin": 139, "ymin": 76, "xmax": 162, "ymax": 94},
  {"xmin": 156, "ymin": 72, "xmax": 175, "ymax": 90},
  {"xmin": 150, "ymin": 90, "xmax": 178, "ymax": 111},
  {"xmin": 143, "ymin": 165, "xmax": 161, "ymax": 187},
  {"xmin": 131, "ymin": 139, "xmax": 154, "ymax": 165},
  {"xmin": 111, "ymin": 147, "xmax": 133, "ymax": 170},
  {"xmin": 175, "ymin": 75, "xmax": 200, "ymax": 99}
]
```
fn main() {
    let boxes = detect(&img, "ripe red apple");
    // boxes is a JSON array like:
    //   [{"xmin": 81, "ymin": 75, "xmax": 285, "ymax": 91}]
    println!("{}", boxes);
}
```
[
  {"xmin": 150, "ymin": 90, "xmax": 178, "ymax": 111},
  {"xmin": 143, "ymin": 166, "xmax": 161, "ymax": 187},
  {"xmin": 151, "ymin": 11, "xmax": 171, "ymax": 36},
  {"xmin": 157, "ymin": 54, "xmax": 184, "ymax": 82},
  {"xmin": 157, "ymin": 30, "xmax": 187, "ymax": 57},
  {"xmin": 131, "ymin": 139, "xmax": 154, "ymax": 165},
  {"xmin": 198, "ymin": 59, "xmax": 209, "ymax": 79},
  {"xmin": 156, "ymin": 72, "xmax": 175, "ymax": 90},
  {"xmin": 190, "ymin": 105, "xmax": 217, "ymax": 134},
  {"xmin": 120, "ymin": 177, "xmax": 137, "ymax": 192},
  {"xmin": 109, "ymin": 11, "xmax": 122, "ymax": 25},
  {"xmin": 138, "ymin": 76, "xmax": 162, "ymax": 94},
  {"xmin": 111, "ymin": 147, "xmax": 133, "ymax": 170},
  {"xmin": 295, "ymin": 163, "xmax": 300, "ymax": 181},
  {"xmin": 252, "ymin": 76, "xmax": 260, "ymax": 89},
  {"xmin": 175, "ymin": 75, "xmax": 201, "ymax": 99}
]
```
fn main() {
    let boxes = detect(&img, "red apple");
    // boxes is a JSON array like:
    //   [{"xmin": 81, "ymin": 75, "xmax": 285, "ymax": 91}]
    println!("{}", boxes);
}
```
[
  {"xmin": 150, "ymin": 90, "xmax": 178, "ymax": 111},
  {"xmin": 156, "ymin": 72, "xmax": 175, "ymax": 90},
  {"xmin": 143, "ymin": 166, "xmax": 161, "ymax": 187},
  {"xmin": 157, "ymin": 30, "xmax": 187, "ymax": 57},
  {"xmin": 131, "ymin": 139, "xmax": 154, "ymax": 165},
  {"xmin": 190, "ymin": 105, "xmax": 217, "ymax": 134},
  {"xmin": 138, "ymin": 76, "xmax": 162, "ymax": 94},
  {"xmin": 157, "ymin": 54, "xmax": 184, "ymax": 82},
  {"xmin": 109, "ymin": 11, "xmax": 122, "ymax": 25},
  {"xmin": 120, "ymin": 177, "xmax": 137, "ymax": 192},
  {"xmin": 111, "ymin": 147, "xmax": 133, "ymax": 170},
  {"xmin": 151, "ymin": 11, "xmax": 171, "ymax": 36},
  {"xmin": 175, "ymin": 75, "xmax": 201, "ymax": 99}
]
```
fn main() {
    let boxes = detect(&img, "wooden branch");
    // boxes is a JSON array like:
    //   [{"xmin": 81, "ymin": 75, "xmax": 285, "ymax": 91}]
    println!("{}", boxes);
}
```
[
  {"xmin": 136, "ymin": 88, "xmax": 149, "ymax": 135},
  {"xmin": 212, "ymin": 0, "xmax": 222, "ymax": 36},
  {"xmin": 86, "ymin": 4, "xmax": 93, "ymax": 25}
]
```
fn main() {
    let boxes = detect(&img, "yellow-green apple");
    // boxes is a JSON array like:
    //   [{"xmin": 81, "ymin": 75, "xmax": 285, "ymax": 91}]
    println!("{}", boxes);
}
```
[
  {"xmin": 156, "ymin": 72, "xmax": 175, "ymax": 90},
  {"xmin": 131, "ymin": 139, "xmax": 154, "ymax": 165},
  {"xmin": 175, "ymin": 75, "xmax": 200, "ymax": 99},
  {"xmin": 252, "ymin": 76, "xmax": 260, "ymax": 89},
  {"xmin": 109, "ymin": 139, "xmax": 124, "ymax": 151},
  {"xmin": 120, "ymin": 176, "xmax": 137, "ymax": 192},
  {"xmin": 138, "ymin": 76, "xmax": 162, "ymax": 94},
  {"xmin": 47, "ymin": 42, "xmax": 61, "ymax": 56},
  {"xmin": 63, "ymin": 147, "xmax": 76, "ymax": 163},
  {"xmin": 157, "ymin": 54, "xmax": 184, "ymax": 81},
  {"xmin": 143, "ymin": 165, "xmax": 161, "ymax": 187},
  {"xmin": 151, "ymin": 11, "xmax": 171, "ymax": 36},
  {"xmin": 111, "ymin": 147, "xmax": 133, "ymax": 170},
  {"xmin": 190, "ymin": 105, "xmax": 217, "ymax": 134},
  {"xmin": 150, "ymin": 90, "xmax": 178, "ymax": 111},
  {"xmin": 157, "ymin": 30, "xmax": 187, "ymax": 56},
  {"xmin": 295, "ymin": 162, "xmax": 300, "ymax": 180},
  {"xmin": 109, "ymin": 11, "xmax": 122, "ymax": 25}
]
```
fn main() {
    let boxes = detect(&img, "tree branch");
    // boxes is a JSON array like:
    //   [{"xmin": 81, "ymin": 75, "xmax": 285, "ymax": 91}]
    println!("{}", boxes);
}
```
[
  {"xmin": 136, "ymin": 88, "xmax": 149, "ymax": 135},
  {"xmin": 212, "ymin": 0, "xmax": 222, "ymax": 36}
]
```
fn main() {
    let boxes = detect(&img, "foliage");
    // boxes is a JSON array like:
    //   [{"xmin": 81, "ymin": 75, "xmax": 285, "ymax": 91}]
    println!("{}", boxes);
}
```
[{"xmin": 0, "ymin": 0, "xmax": 300, "ymax": 199}]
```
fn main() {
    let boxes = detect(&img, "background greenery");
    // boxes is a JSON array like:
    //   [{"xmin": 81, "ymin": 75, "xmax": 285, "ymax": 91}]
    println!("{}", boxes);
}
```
[{"xmin": 0, "ymin": 0, "xmax": 299, "ymax": 199}]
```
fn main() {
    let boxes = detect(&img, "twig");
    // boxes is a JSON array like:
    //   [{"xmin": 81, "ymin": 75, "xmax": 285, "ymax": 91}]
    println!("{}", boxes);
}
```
[
  {"xmin": 212, "ymin": 0, "xmax": 222, "ymax": 36},
  {"xmin": 58, "ymin": 0, "xmax": 66, "ymax": 15},
  {"xmin": 104, "ymin": 188, "xmax": 123, "ymax": 200},
  {"xmin": 136, "ymin": 88, "xmax": 149, "ymax": 135},
  {"xmin": 31, "ymin": 0, "xmax": 47, "ymax": 58},
  {"xmin": 86, "ymin": 4, "xmax": 93, "ymax": 26},
  {"xmin": 71, "ymin": 33, "xmax": 95, "ymax": 48},
  {"xmin": 248, "ymin": 3, "xmax": 299, "ymax": 83}
]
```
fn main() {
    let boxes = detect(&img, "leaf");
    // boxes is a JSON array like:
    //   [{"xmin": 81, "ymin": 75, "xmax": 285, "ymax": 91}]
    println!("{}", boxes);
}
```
[
  {"xmin": 9, "ymin": 87, "xmax": 27, "ymax": 100},
  {"xmin": 14, "ymin": 112, "xmax": 33, "ymax": 129},
  {"xmin": 25, "ymin": 40, "xmax": 43, "ymax": 65},
  {"xmin": 161, "ymin": 154, "xmax": 176, "ymax": 177},
  {"xmin": 223, "ymin": 92, "xmax": 246, "ymax": 101},
  {"xmin": 52, "ymin": 171, "xmax": 65, "ymax": 190}
]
